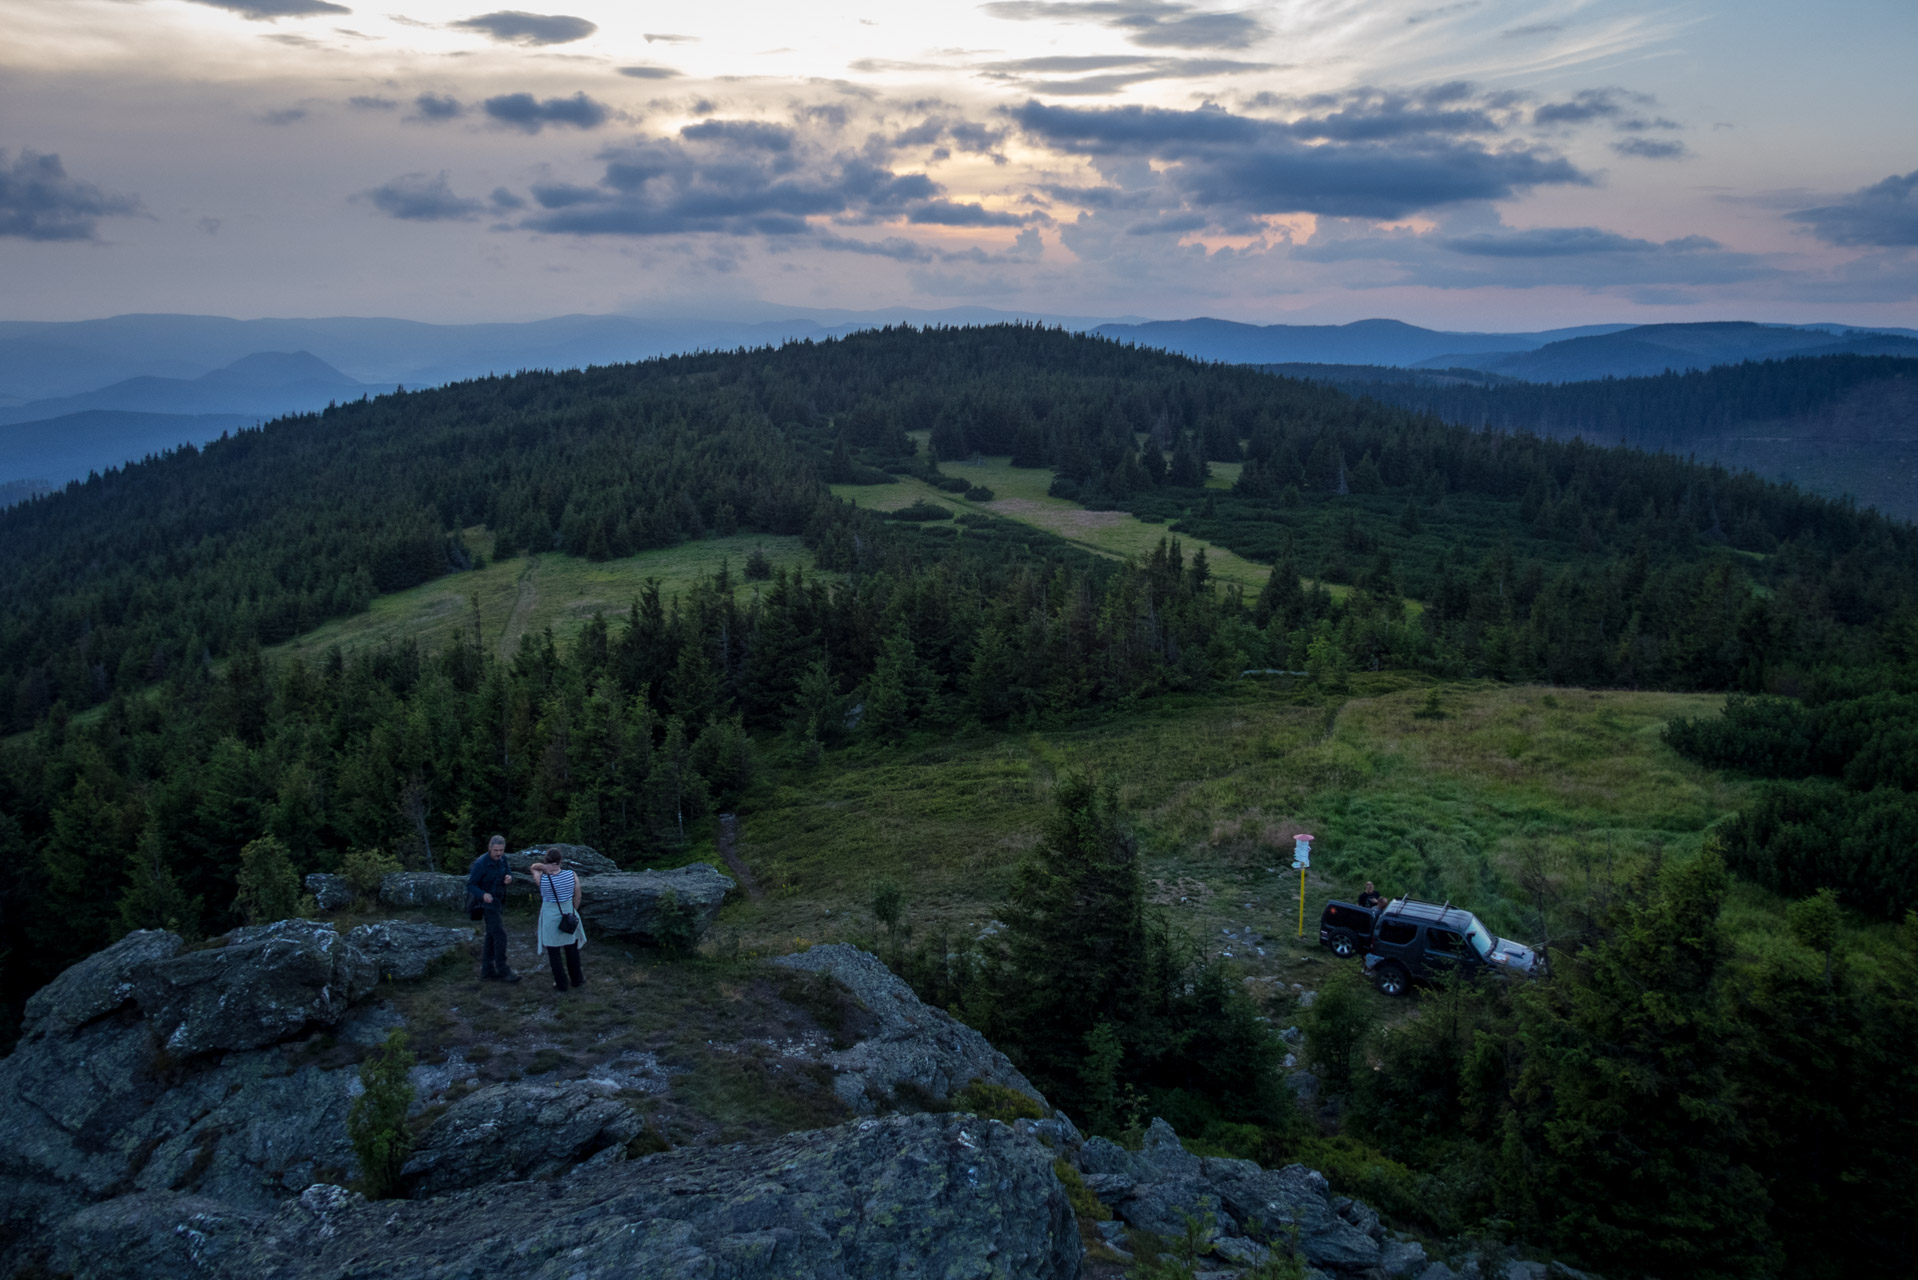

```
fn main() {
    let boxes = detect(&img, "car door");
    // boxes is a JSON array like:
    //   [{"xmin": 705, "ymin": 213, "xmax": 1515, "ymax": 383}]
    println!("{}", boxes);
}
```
[{"xmin": 1424, "ymin": 927, "xmax": 1465, "ymax": 976}]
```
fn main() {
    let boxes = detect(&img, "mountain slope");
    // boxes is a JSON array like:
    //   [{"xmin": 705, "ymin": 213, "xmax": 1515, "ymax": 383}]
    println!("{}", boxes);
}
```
[
  {"xmin": 1091, "ymin": 316, "xmax": 1631, "ymax": 365},
  {"xmin": 0, "ymin": 351, "xmax": 370, "ymax": 426},
  {"xmin": 1424, "ymin": 322, "xmax": 1918, "ymax": 381},
  {"xmin": 0, "ymin": 410, "xmax": 255, "ymax": 492}
]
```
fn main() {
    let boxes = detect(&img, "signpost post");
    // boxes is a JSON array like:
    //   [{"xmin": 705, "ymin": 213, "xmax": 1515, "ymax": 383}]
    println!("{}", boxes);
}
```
[{"xmin": 1292, "ymin": 834, "xmax": 1313, "ymax": 937}]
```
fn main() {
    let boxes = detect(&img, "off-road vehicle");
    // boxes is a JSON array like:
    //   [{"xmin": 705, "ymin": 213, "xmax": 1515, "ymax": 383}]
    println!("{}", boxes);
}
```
[
  {"xmin": 1355, "ymin": 898, "xmax": 1541, "ymax": 996},
  {"xmin": 1317, "ymin": 899, "xmax": 1379, "ymax": 958}
]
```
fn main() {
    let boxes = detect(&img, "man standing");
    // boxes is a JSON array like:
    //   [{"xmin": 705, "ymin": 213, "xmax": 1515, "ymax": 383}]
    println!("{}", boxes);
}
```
[
  {"xmin": 1357, "ymin": 881, "xmax": 1385, "ymax": 911},
  {"xmin": 468, "ymin": 834, "xmax": 522, "ymax": 983}
]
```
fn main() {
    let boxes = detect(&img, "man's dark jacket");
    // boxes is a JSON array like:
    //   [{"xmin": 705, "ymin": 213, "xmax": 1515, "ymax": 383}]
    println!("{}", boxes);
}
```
[{"xmin": 467, "ymin": 854, "xmax": 511, "ymax": 907}]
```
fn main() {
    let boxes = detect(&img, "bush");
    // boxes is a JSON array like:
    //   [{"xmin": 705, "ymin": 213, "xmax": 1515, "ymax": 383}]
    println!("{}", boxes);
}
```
[
  {"xmin": 965, "ymin": 486, "xmax": 996, "ymax": 501},
  {"xmin": 886, "ymin": 500, "xmax": 953, "ymax": 522},
  {"xmin": 1300, "ymin": 967, "xmax": 1375, "ymax": 1095},
  {"xmin": 952, "ymin": 1079, "xmax": 1045, "ymax": 1122},
  {"xmin": 653, "ymin": 890, "xmax": 700, "ymax": 954},
  {"xmin": 347, "ymin": 1028, "xmax": 416, "ymax": 1198},
  {"xmin": 234, "ymin": 835, "xmax": 303, "ymax": 926},
  {"xmin": 340, "ymin": 847, "xmax": 402, "ymax": 898},
  {"xmin": 928, "ymin": 474, "xmax": 972, "ymax": 493},
  {"xmin": 743, "ymin": 547, "xmax": 772, "ymax": 580}
]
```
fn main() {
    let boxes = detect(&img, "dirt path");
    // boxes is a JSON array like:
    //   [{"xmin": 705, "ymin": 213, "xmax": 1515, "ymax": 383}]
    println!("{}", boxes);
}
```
[
  {"xmin": 497, "ymin": 556, "xmax": 540, "ymax": 660},
  {"xmin": 716, "ymin": 812, "xmax": 763, "ymax": 899}
]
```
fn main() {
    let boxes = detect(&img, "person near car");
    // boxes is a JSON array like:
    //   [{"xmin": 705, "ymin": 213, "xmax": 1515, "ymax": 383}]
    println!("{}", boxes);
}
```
[
  {"xmin": 1356, "ymin": 881, "xmax": 1385, "ymax": 910},
  {"xmin": 466, "ymin": 835, "xmax": 521, "ymax": 983},
  {"xmin": 531, "ymin": 851, "xmax": 586, "ymax": 992}
]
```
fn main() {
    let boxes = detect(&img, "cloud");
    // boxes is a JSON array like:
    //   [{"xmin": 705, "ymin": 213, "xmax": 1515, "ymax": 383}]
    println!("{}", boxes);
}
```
[
  {"xmin": 482, "ymin": 92, "xmax": 610, "ymax": 133},
  {"xmin": 981, "ymin": 1, "xmax": 1268, "ymax": 51},
  {"xmin": 1245, "ymin": 85, "xmax": 1511, "ymax": 142},
  {"xmin": 679, "ymin": 119, "xmax": 794, "ymax": 151},
  {"xmin": 1788, "ymin": 170, "xmax": 1918, "ymax": 247},
  {"xmin": 644, "ymin": 32, "xmax": 697, "ymax": 44},
  {"xmin": 618, "ymin": 65, "xmax": 681, "ymax": 80},
  {"xmin": 490, "ymin": 186, "xmax": 526, "ymax": 209},
  {"xmin": 361, "ymin": 171, "xmax": 484, "ymax": 220},
  {"xmin": 1440, "ymin": 226, "xmax": 1720, "ymax": 258},
  {"xmin": 907, "ymin": 200, "xmax": 1031, "ymax": 226},
  {"xmin": 1009, "ymin": 99, "xmax": 1586, "ymax": 219},
  {"xmin": 413, "ymin": 93, "xmax": 466, "ymax": 121},
  {"xmin": 183, "ymin": 0, "xmax": 349, "ymax": 18},
  {"xmin": 1503, "ymin": 22, "xmax": 1563, "ymax": 37},
  {"xmin": 978, "ymin": 53, "xmax": 1269, "ymax": 94},
  {"xmin": 261, "ymin": 107, "xmax": 309, "ymax": 125},
  {"xmin": 1613, "ymin": 137, "xmax": 1686, "ymax": 160},
  {"xmin": 348, "ymin": 95, "xmax": 398, "ymax": 110},
  {"xmin": 451, "ymin": 11, "xmax": 597, "ymax": 46},
  {"xmin": 0, "ymin": 149, "xmax": 142, "ymax": 241}
]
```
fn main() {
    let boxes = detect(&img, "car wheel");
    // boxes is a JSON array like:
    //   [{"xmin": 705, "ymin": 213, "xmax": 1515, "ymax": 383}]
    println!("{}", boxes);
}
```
[
  {"xmin": 1331, "ymin": 935, "xmax": 1355, "ymax": 958},
  {"xmin": 1376, "ymin": 962, "xmax": 1409, "ymax": 997}
]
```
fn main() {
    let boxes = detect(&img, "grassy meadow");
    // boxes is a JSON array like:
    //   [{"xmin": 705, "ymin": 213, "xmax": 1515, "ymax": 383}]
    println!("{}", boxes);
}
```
[{"xmin": 714, "ymin": 678, "xmax": 1754, "ymax": 992}]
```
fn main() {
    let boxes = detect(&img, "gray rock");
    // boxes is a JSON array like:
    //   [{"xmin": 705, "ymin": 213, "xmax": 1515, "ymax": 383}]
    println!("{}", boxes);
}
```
[
  {"xmin": 581, "ymin": 863, "xmax": 734, "ymax": 943},
  {"xmin": 1417, "ymin": 1266, "xmax": 1460, "ymax": 1280},
  {"xmin": 505, "ymin": 842, "xmax": 621, "ymax": 878},
  {"xmin": 771, "ymin": 944, "xmax": 1046, "ymax": 1114},
  {"xmin": 1382, "ymin": 1237, "xmax": 1431, "ymax": 1277},
  {"xmin": 1202, "ymin": 1157, "xmax": 1382, "ymax": 1272},
  {"xmin": 1082, "ymin": 1172, "xmax": 1134, "ymax": 1201},
  {"xmin": 344, "ymin": 920, "xmax": 475, "ymax": 981},
  {"xmin": 304, "ymin": 873, "xmax": 354, "ymax": 913},
  {"xmin": 20, "ymin": 929, "xmax": 182, "ymax": 1039},
  {"xmin": 225, "ymin": 1112, "xmax": 1077, "ymax": 1279},
  {"xmin": 47, "ymin": 1192, "xmax": 267, "ymax": 1280},
  {"xmin": 1506, "ymin": 1264, "xmax": 1550, "ymax": 1280},
  {"xmin": 1212, "ymin": 1234, "xmax": 1274, "ymax": 1267},
  {"xmin": 1287, "ymin": 1069, "xmax": 1321, "ymax": 1103},
  {"xmin": 378, "ymin": 870, "xmax": 470, "ymax": 912},
  {"xmin": 1337, "ymin": 1193, "xmax": 1383, "ymax": 1241},
  {"xmin": 401, "ymin": 1080, "xmax": 645, "ymax": 1197},
  {"xmin": 134, "ymin": 919, "xmax": 376, "ymax": 1058}
]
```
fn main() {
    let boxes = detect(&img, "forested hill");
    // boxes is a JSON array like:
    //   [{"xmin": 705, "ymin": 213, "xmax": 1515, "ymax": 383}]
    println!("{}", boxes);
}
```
[{"xmin": 4, "ymin": 324, "xmax": 1918, "ymax": 736}]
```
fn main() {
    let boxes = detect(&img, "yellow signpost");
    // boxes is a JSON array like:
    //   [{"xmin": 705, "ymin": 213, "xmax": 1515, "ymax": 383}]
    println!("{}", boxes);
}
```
[{"xmin": 1292, "ymin": 834, "xmax": 1314, "ymax": 937}]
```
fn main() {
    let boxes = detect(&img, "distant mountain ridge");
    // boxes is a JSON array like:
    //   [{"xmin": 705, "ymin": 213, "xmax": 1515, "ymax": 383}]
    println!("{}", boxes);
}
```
[
  {"xmin": 0, "ymin": 350, "xmax": 372, "ymax": 427},
  {"xmin": 1416, "ymin": 322, "xmax": 1918, "ymax": 382}
]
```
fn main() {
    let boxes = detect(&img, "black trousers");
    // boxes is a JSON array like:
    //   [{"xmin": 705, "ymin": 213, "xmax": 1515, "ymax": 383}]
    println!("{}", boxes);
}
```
[
  {"xmin": 547, "ymin": 941, "xmax": 583, "ymax": 990},
  {"xmin": 480, "ymin": 906, "xmax": 510, "ymax": 977}
]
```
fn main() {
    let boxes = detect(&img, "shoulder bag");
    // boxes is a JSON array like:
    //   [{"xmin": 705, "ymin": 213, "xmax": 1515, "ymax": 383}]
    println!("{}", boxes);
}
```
[{"xmin": 543, "ymin": 867, "xmax": 579, "ymax": 936}]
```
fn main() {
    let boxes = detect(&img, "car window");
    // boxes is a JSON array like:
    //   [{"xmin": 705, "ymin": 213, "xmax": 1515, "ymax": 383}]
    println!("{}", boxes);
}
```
[
  {"xmin": 1427, "ymin": 928, "xmax": 1463, "ymax": 955},
  {"xmin": 1378, "ymin": 921, "xmax": 1417, "ymax": 945}
]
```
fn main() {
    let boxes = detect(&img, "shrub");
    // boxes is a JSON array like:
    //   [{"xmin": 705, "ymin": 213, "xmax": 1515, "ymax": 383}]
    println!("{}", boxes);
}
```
[
  {"xmin": 1300, "ymin": 967, "xmax": 1375, "ymax": 1095},
  {"xmin": 965, "ymin": 485, "xmax": 996, "ymax": 501},
  {"xmin": 886, "ymin": 500, "xmax": 953, "ymax": 521},
  {"xmin": 234, "ymin": 836, "xmax": 303, "ymax": 926},
  {"xmin": 1053, "ymin": 1157, "xmax": 1112, "ymax": 1220},
  {"xmin": 952, "ymin": 1079, "xmax": 1045, "ymax": 1123},
  {"xmin": 347, "ymin": 1028, "xmax": 416, "ymax": 1198},
  {"xmin": 743, "ymin": 547, "xmax": 772, "ymax": 580},
  {"xmin": 652, "ymin": 890, "xmax": 700, "ymax": 954},
  {"xmin": 340, "ymin": 847, "xmax": 402, "ymax": 898}
]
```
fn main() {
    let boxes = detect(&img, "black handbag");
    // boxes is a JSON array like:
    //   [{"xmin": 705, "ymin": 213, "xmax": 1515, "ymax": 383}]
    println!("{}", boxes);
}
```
[{"xmin": 543, "ymin": 869, "xmax": 578, "ymax": 936}]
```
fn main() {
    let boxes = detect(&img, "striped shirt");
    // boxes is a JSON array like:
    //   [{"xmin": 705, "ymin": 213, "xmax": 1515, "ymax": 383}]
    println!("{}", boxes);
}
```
[{"xmin": 540, "ymin": 868, "xmax": 578, "ymax": 907}]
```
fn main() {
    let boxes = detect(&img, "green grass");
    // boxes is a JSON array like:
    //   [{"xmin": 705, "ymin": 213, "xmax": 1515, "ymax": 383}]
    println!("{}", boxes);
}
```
[
  {"xmin": 835, "ymin": 455, "xmax": 1277, "ymax": 594},
  {"xmin": 719, "ymin": 680, "xmax": 1747, "ymax": 982},
  {"xmin": 269, "ymin": 530, "xmax": 815, "ymax": 662}
]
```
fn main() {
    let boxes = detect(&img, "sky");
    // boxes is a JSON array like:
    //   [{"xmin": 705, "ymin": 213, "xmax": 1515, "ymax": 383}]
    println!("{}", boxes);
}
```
[{"xmin": 2, "ymin": 0, "xmax": 1916, "ymax": 329}]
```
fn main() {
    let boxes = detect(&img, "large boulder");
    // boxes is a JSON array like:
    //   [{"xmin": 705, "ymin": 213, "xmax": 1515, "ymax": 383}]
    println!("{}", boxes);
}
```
[
  {"xmin": 401, "ymin": 1080, "xmax": 645, "ymax": 1196},
  {"xmin": 19, "ymin": 929, "xmax": 182, "ymax": 1040},
  {"xmin": 304, "ymin": 873, "xmax": 355, "ymax": 912},
  {"xmin": 578, "ymin": 863, "xmax": 733, "ymax": 943},
  {"xmin": 227, "ymin": 1113, "xmax": 1080, "ymax": 1280},
  {"xmin": 378, "ymin": 871, "xmax": 470, "ymax": 912},
  {"xmin": 345, "ymin": 920, "xmax": 476, "ymax": 981},
  {"xmin": 505, "ymin": 842, "xmax": 621, "ymax": 878},
  {"xmin": 133, "ymin": 919, "xmax": 377, "ymax": 1058},
  {"xmin": 775, "ymin": 944, "xmax": 1048, "ymax": 1115}
]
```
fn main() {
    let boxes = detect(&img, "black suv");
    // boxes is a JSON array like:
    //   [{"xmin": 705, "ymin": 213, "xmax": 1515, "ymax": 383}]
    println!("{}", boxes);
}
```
[
  {"xmin": 1360, "ymin": 898, "xmax": 1540, "ymax": 996},
  {"xmin": 1317, "ymin": 900, "xmax": 1379, "ymax": 958}
]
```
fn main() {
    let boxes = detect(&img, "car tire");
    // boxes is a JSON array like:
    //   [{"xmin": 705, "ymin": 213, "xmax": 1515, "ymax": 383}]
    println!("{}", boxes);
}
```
[
  {"xmin": 1331, "ymin": 935, "xmax": 1355, "ymax": 958},
  {"xmin": 1376, "ymin": 961, "xmax": 1410, "ymax": 997}
]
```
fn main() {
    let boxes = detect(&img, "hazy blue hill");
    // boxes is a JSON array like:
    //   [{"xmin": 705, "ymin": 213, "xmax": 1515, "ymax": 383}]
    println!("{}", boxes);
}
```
[
  {"xmin": 1091, "ymin": 316, "xmax": 1631, "ymax": 365},
  {"xmin": 1423, "ymin": 321, "xmax": 1918, "ymax": 382},
  {"xmin": 0, "ymin": 409, "xmax": 253, "ymax": 495},
  {"xmin": 0, "ymin": 351, "xmax": 372, "ymax": 427}
]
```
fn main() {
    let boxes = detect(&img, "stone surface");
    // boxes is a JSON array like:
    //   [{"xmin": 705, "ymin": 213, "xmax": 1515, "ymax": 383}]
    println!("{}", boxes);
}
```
[
  {"xmin": 579, "ymin": 863, "xmax": 734, "ymax": 943},
  {"xmin": 46, "ymin": 1192, "xmax": 268, "ymax": 1280},
  {"xmin": 19, "ymin": 929, "xmax": 182, "ymax": 1039},
  {"xmin": 401, "ymin": 1080, "xmax": 645, "ymax": 1197},
  {"xmin": 221, "ymin": 1113, "xmax": 1077, "ymax": 1280},
  {"xmin": 304, "ymin": 872, "xmax": 355, "ymax": 912},
  {"xmin": 505, "ymin": 842, "xmax": 621, "ymax": 879},
  {"xmin": 1417, "ymin": 1264, "xmax": 1461, "ymax": 1280},
  {"xmin": 345, "ymin": 920, "xmax": 475, "ymax": 981},
  {"xmin": 136, "ymin": 918, "xmax": 377, "ymax": 1058},
  {"xmin": 771, "ymin": 944, "xmax": 1047, "ymax": 1114},
  {"xmin": 378, "ymin": 870, "xmax": 470, "ymax": 912},
  {"xmin": 1382, "ymin": 1237, "xmax": 1432, "ymax": 1277}
]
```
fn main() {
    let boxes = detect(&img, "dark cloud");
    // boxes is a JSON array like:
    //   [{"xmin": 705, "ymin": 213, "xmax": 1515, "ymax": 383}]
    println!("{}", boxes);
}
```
[
  {"xmin": 1441, "ymin": 227, "xmax": 1720, "ymax": 258},
  {"xmin": 1009, "ymin": 99, "xmax": 1586, "ymax": 219},
  {"xmin": 413, "ymin": 94, "xmax": 466, "ymax": 121},
  {"xmin": 483, "ymin": 92, "xmax": 610, "ymax": 133},
  {"xmin": 618, "ymin": 65, "xmax": 681, "ymax": 80},
  {"xmin": 261, "ymin": 107, "xmax": 309, "ymax": 126},
  {"xmin": 1126, "ymin": 212, "xmax": 1207, "ymax": 235},
  {"xmin": 0, "ymin": 149, "xmax": 142, "ymax": 241},
  {"xmin": 489, "ymin": 187, "xmax": 526, "ymax": 209},
  {"xmin": 1613, "ymin": 137, "xmax": 1687, "ymax": 160},
  {"xmin": 348, "ymin": 95, "xmax": 398, "ymax": 110},
  {"xmin": 451, "ymin": 11, "xmax": 597, "ymax": 46},
  {"xmin": 980, "ymin": 53, "xmax": 1268, "ymax": 94},
  {"xmin": 183, "ymin": 0, "xmax": 350, "ymax": 18},
  {"xmin": 679, "ymin": 119, "xmax": 795, "ymax": 151},
  {"xmin": 361, "ymin": 172, "xmax": 484, "ymax": 221},
  {"xmin": 982, "ymin": 2, "xmax": 1269, "ymax": 51},
  {"xmin": 1788, "ymin": 170, "xmax": 1918, "ymax": 247},
  {"xmin": 1245, "ymin": 86, "xmax": 1510, "ymax": 142},
  {"xmin": 907, "ymin": 200, "xmax": 1031, "ymax": 226}
]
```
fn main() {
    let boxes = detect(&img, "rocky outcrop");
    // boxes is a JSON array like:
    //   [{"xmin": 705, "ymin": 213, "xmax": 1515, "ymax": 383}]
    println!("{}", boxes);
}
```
[
  {"xmin": 1077, "ymin": 1118, "xmax": 1386, "ymax": 1274},
  {"xmin": 378, "ymin": 870, "xmax": 470, "ymax": 912},
  {"xmin": 304, "ymin": 872, "xmax": 355, "ymax": 912},
  {"xmin": 505, "ymin": 842, "xmax": 621, "ymax": 878},
  {"xmin": 139, "ymin": 918, "xmax": 378, "ymax": 1058},
  {"xmin": 773, "ymin": 943, "xmax": 1046, "ymax": 1114},
  {"xmin": 401, "ymin": 1079, "xmax": 644, "ymax": 1196},
  {"xmin": 345, "ymin": 920, "xmax": 475, "ymax": 981},
  {"xmin": 100, "ymin": 1113, "xmax": 1080, "ymax": 1280},
  {"xmin": 578, "ymin": 863, "xmax": 734, "ymax": 942}
]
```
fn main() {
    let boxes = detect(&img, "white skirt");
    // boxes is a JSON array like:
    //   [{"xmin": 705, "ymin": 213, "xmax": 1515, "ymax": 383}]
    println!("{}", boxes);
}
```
[{"xmin": 536, "ymin": 899, "xmax": 587, "ymax": 951}]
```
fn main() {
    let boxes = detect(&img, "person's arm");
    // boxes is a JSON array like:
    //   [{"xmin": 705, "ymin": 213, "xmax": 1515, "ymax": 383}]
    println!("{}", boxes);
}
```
[
  {"xmin": 466, "ymin": 857, "xmax": 491, "ymax": 904},
  {"xmin": 572, "ymin": 875, "xmax": 582, "ymax": 910}
]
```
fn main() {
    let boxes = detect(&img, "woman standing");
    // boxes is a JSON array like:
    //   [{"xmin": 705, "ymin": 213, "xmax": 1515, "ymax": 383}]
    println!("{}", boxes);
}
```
[{"xmin": 530, "ymin": 850, "xmax": 586, "ymax": 992}]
